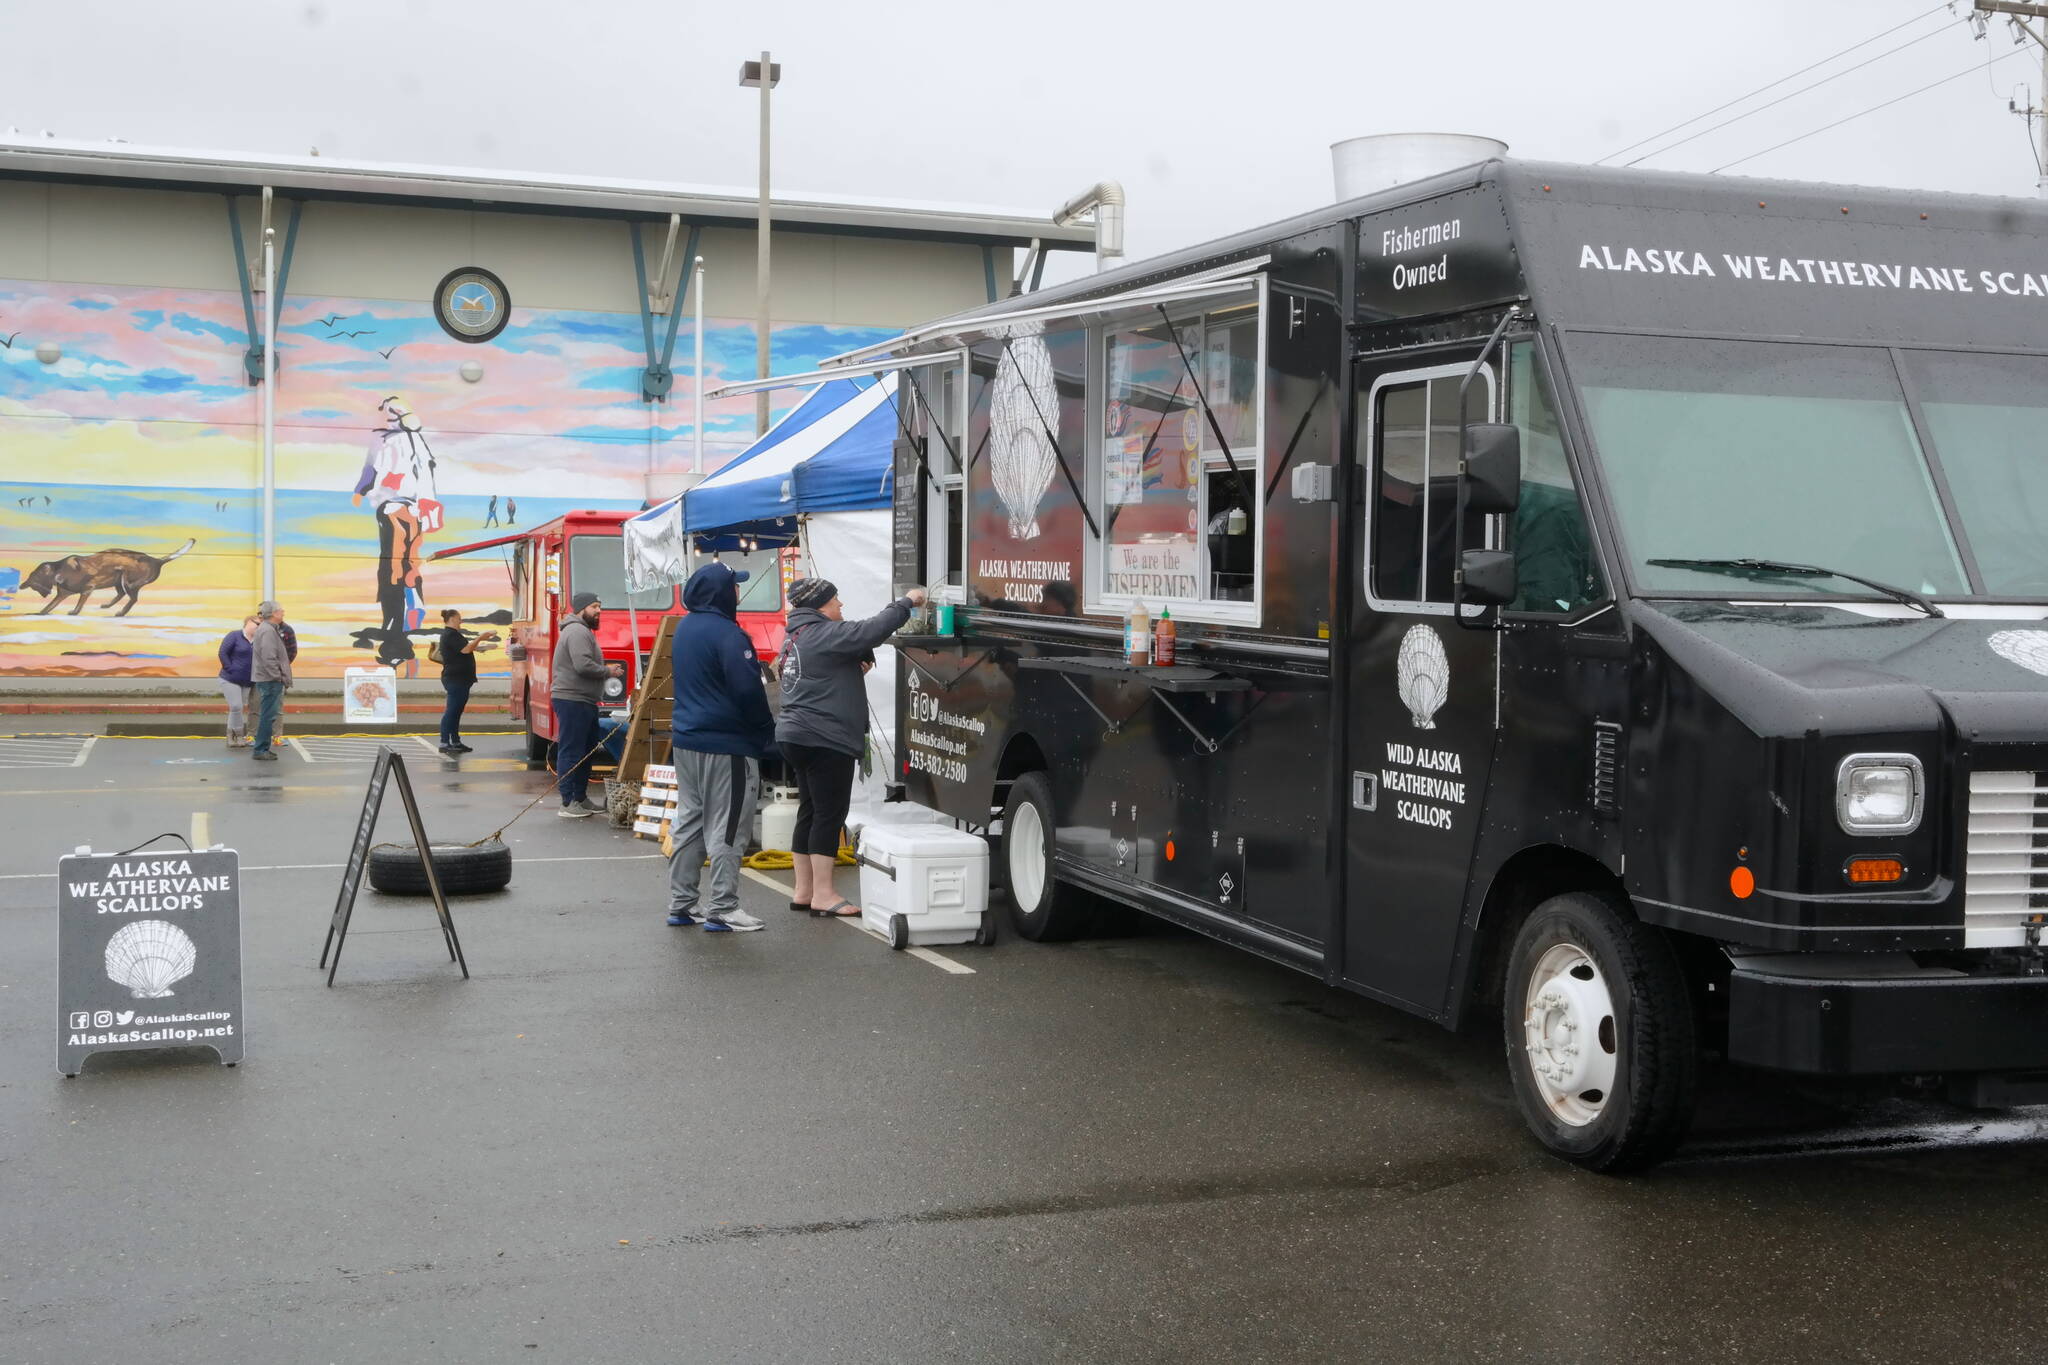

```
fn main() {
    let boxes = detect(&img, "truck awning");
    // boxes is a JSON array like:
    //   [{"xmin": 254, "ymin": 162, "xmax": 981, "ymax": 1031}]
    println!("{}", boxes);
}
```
[
  {"xmin": 818, "ymin": 257, "xmax": 1270, "ymax": 371},
  {"xmin": 430, "ymin": 529, "xmax": 530, "ymax": 561}
]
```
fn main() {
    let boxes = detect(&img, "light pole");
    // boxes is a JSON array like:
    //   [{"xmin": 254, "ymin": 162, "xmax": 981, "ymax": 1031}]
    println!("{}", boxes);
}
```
[{"xmin": 740, "ymin": 52, "xmax": 781, "ymax": 435}]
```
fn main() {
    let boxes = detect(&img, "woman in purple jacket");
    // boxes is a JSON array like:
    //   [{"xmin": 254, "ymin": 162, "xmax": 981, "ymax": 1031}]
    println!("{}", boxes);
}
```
[{"xmin": 217, "ymin": 615, "xmax": 258, "ymax": 747}]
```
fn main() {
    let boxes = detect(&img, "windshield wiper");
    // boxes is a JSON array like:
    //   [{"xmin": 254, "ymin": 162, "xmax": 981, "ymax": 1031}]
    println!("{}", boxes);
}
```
[{"xmin": 1646, "ymin": 557, "xmax": 1945, "ymax": 618}]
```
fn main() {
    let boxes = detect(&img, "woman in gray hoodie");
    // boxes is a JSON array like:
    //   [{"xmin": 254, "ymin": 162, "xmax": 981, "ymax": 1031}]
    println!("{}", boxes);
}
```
[{"xmin": 776, "ymin": 577, "xmax": 926, "ymax": 915}]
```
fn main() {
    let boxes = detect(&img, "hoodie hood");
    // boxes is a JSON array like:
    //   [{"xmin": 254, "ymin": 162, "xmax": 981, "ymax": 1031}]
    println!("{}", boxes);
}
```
[{"xmin": 683, "ymin": 562, "xmax": 743, "ymax": 617}]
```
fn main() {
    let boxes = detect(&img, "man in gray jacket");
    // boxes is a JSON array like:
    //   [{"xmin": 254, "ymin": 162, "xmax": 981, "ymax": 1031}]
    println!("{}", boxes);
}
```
[
  {"xmin": 551, "ymin": 591, "xmax": 622, "ymax": 816},
  {"xmin": 249, "ymin": 600, "xmax": 292, "ymax": 761}
]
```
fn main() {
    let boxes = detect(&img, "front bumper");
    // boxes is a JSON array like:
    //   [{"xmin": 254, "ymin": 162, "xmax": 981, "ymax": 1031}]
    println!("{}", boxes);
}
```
[{"xmin": 1728, "ymin": 953, "xmax": 2048, "ymax": 1075}]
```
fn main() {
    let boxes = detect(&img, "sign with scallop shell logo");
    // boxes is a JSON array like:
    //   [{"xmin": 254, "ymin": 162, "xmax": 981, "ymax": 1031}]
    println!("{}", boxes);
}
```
[
  {"xmin": 1988, "ymin": 629, "xmax": 2048, "ymax": 679},
  {"xmin": 56, "ymin": 846, "xmax": 244, "ymax": 1076},
  {"xmin": 1396, "ymin": 624, "xmax": 1451, "ymax": 729}
]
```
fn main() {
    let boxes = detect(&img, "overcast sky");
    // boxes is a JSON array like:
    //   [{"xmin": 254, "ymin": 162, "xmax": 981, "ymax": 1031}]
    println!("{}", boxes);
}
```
[{"xmin": 4, "ymin": 0, "xmax": 2043, "ymax": 282}]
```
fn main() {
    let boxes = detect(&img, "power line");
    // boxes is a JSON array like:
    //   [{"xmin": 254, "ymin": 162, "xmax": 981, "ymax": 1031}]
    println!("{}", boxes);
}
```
[
  {"xmin": 1596, "ymin": 1, "xmax": 1953, "ymax": 164},
  {"xmin": 1625, "ymin": 20, "xmax": 1961, "ymax": 166},
  {"xmin": 1711, "ymin": 44, "xmax": 2030, "ymax": 172}
]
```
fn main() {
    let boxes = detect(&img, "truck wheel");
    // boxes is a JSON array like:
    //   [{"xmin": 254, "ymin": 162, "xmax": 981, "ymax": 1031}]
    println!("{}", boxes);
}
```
[
  {"xmin": 368, "ymin": 839, "xmax": 513, "ymax": 896},
  {"xmin": 1504, "ymin": 892, "xmax": 1696, "ymax": 1173},
  {"xmin": 1001, "ymin": 771, "xmax": 1096, "ymax": 942}
]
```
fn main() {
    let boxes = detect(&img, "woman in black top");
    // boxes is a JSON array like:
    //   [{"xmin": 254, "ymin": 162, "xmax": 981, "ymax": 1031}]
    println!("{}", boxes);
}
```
[{"xmin": 436, "ymin": 609, "xmax": 497, "ymax": 754}]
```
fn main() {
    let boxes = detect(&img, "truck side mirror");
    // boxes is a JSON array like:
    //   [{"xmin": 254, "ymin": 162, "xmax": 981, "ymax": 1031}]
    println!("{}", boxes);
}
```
[
  {"xmin": 1461, "ymin": 423, "xmax": 1522, "ymax": 515},
  {"xmin": 1459, "ymin": 548, "xmax": 1518, "ymax": 606}
]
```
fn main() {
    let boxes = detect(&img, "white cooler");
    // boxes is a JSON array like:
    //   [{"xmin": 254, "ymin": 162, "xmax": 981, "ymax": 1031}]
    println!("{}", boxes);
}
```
[{"xmin": 856, "ymin": 822, "xmax": 995, "ymax": 950}]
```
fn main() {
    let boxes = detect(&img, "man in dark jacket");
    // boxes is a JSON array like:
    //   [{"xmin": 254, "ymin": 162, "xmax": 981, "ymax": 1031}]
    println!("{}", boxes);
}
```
[
  {"xmin": 665, "ymin": 561, "xmax": 776, "ymax": 932},
  {"xmin": 551, "ymin": 592, "xmax": 620, "ymax": 816}
]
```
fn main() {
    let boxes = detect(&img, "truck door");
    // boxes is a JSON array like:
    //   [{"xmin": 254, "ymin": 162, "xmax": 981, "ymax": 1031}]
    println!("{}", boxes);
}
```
[{"xmin": 1344, "ymin": 357, "xmax": 1500, "ymax": 1011}]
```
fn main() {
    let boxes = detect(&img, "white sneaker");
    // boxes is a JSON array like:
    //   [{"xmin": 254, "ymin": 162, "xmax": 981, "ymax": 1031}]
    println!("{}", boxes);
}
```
[{"xmin": 703, "ymin": 909, "xmax": 764, "ymax": 933}]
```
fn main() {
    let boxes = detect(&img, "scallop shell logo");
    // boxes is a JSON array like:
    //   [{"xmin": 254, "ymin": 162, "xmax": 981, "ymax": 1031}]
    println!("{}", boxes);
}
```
[
  {"xmin": 1397, "ymin": 624, "xmax": 1450, "ymax": 729},
  {"xmin": 104, "ymin": 919, "xmax": 197, "ymax": 999},
  {"xmin": 1989, "ymin": 629, "xmax": 2048, "ymax": 679},
  {"xmin": 989, "ymin": 328, "xmax": 1059, "ymax": 541}
]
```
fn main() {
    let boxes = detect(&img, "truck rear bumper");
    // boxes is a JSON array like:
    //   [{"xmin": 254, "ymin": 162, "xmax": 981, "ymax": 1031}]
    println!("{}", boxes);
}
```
[{"xmin": 1727, "ymin": 953, "xmax": 2048, "ymax": 1075}]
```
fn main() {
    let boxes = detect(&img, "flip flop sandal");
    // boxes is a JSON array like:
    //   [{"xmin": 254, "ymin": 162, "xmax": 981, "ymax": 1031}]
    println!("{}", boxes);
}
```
[
  {"xmin": 809, "ymin": 900, "xmax": 861, "ymax": 918},
  {"xmin": 788, "ymin": 900, "xmax": 809, "ymax": 913}
]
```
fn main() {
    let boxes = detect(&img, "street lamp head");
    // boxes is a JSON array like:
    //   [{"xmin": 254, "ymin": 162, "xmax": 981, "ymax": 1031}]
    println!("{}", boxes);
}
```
[{"xmin": 739, "ymin": 59, "xmax": 781, "ymax": 88}]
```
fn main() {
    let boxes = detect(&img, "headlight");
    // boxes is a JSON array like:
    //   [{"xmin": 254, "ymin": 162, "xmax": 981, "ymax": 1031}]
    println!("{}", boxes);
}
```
[
  {"xmin": 1836, "ymin": 754, "xmax": 1923, "ymax": 835},
  {"xmin": 602, "ymin": 675, "xmax": 627, "ymax": 701}
]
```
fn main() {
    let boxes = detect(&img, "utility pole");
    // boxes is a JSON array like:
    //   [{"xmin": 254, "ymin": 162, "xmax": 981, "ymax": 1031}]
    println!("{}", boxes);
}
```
[
  {"xmin": 740, "ymin": 52, "xmax": 781, "ymax": 435},
  {"xmin": 1975, "ymin": 0, "xmax": 2048, "ymax": 196}
]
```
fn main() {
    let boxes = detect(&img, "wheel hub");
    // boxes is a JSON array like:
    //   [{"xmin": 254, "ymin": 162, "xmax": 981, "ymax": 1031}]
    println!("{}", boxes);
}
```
[{"xmin": 1521, "ymin": 943, "xmax": 1619, "ymax": 1127}]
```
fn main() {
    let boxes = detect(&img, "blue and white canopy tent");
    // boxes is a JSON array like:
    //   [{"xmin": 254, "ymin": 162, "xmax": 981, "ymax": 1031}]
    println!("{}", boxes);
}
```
[
  {"xmin": 623, "ymin": 371, "xmax": 908, "ymax": 809},
  {"xmin": 622, "ymin": 373, "xmax": 901, "ymax": 587}
]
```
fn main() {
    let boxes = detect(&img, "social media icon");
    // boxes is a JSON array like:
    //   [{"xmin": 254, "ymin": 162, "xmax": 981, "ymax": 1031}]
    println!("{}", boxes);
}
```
[
  {"xmin": 69, "ymin": 1011, "xmax": 90, "ymax": 1030},
  {"xmin": 115, "ymin": 1011, "xmax": 134, "ymax": 1026},
  {"xmin": 93, "ymin": 1011, "xmax": 113, "ymax": 1028}
]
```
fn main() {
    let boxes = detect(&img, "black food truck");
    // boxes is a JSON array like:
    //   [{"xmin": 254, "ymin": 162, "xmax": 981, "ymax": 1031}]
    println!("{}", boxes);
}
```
[{"xmin": 749, "ymin": 158, "xmax": 2048, "ymax": 1170}]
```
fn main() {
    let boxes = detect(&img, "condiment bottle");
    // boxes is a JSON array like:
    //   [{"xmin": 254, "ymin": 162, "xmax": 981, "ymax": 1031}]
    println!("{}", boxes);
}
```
[
  {"xmin": 1125, "ymin": 602, "xmax": 1150, "ymax": 666},
  {"xmin": 1153, "ymin": 608, "xmax": 1176, "ymax": 665}
]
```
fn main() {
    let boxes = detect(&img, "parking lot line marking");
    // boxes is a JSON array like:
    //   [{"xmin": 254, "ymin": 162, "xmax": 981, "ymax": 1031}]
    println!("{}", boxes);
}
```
[
  {"xmin": 191, "ymin": 811, "xmax": 210, "ymax": 848},
  {"xmin": 0, "ymin": 734, "xmax": 97, "ymax": 769},
  {"xmin": 738, "ymin": 865, "xmax": 975, "ymax": 972},
  {"xmin": 287, "ymin": 737, "xmax": 313, "ymax": 761}
]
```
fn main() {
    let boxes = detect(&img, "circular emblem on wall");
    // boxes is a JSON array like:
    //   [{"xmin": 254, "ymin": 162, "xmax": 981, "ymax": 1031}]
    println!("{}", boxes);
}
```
[{"xmin": 432, "ymin": 266, "xmax": 511, "ymax": 343}]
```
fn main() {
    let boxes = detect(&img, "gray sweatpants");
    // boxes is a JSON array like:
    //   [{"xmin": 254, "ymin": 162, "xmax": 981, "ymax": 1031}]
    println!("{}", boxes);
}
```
[{"xmin": 667, "ymin": 749, "xmax": 759, "ymax": 917}]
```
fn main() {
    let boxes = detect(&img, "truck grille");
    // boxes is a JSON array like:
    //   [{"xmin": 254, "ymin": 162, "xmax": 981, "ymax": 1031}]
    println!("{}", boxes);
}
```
[{"xmin": 1964, "ymin": 771, "xmax": 2048, "ymax": 948}]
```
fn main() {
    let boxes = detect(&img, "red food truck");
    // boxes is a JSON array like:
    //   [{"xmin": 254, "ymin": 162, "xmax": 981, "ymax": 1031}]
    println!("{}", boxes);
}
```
[{"xmin": 433, "ymin": 509, "xmax": 786, "ymax": 758}]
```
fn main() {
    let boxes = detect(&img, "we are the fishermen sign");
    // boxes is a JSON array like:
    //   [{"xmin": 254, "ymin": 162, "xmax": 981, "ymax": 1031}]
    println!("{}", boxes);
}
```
[{"xmin": 56, "ymin": 845, "xmax": 244, "ymax": 1076}]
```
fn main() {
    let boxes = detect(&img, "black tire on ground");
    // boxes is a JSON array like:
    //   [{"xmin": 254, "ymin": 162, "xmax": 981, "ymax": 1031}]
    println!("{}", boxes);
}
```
[
  {"xmin": 973, "ymin": 912, "xmax": 997, "ymax": 947},
  {"xmin": 1503, "ymin": 891, "xmax": 1697, "ymax": 1173},
  {"xmin": 889, "ymin": 913, "xmax": 910, "ymax": 951},
  {"xmin": 607, "ymin": 780, "xmax": 636, "ymax": 827},
  {"xmin": 1000, "ymin": 771, "xmax": 1100, "ymax": 942},
  {"xmin": 368, "ymin": 839, "xmax": 513, "ymax": 896}
]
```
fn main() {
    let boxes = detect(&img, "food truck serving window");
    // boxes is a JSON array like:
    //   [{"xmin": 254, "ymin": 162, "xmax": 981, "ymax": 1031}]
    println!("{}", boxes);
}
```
[
  {"xmin": 1090, "ymin": 296, "xmax": 1264, "ymax": 620},
  {"xmin": 1569, "ymin": 335, "xmax": 1971, "ymax": 599}
]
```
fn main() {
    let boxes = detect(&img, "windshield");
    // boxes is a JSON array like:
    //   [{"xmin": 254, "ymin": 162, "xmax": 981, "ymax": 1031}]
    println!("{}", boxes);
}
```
[
  {"xmin": 1897, "ymin": 350, "xmax": 2048, "ymax": 597},
  {"xmin": 710, "ymin": 548, "xmax": 785, "ymax": 611},
  {"xmin": 568, "ymin": 535, "xmax": 675, "ymax": 611},
  {"xmin": 1570, "ymin": 334, "xmax": 1969, "ymax": 598}
]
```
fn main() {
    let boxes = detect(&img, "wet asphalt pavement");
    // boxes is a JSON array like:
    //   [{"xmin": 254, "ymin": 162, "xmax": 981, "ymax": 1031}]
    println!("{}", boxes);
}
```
[{"xmin": 5, "ymin": 727, "xmax": 2048, "ymax": 1363}]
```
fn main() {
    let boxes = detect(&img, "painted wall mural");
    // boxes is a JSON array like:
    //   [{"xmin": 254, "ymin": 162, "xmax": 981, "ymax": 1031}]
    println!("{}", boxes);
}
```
[{"xmin": 0, "ymin": 278, "xmax": 891, "ymax": 678}]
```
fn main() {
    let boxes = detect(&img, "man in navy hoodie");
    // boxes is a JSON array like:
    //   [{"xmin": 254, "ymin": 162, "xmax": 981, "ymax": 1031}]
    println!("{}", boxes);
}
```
[{"xmin": 666, "ymin": 560, "xmax": 776, "ymax": 932}]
